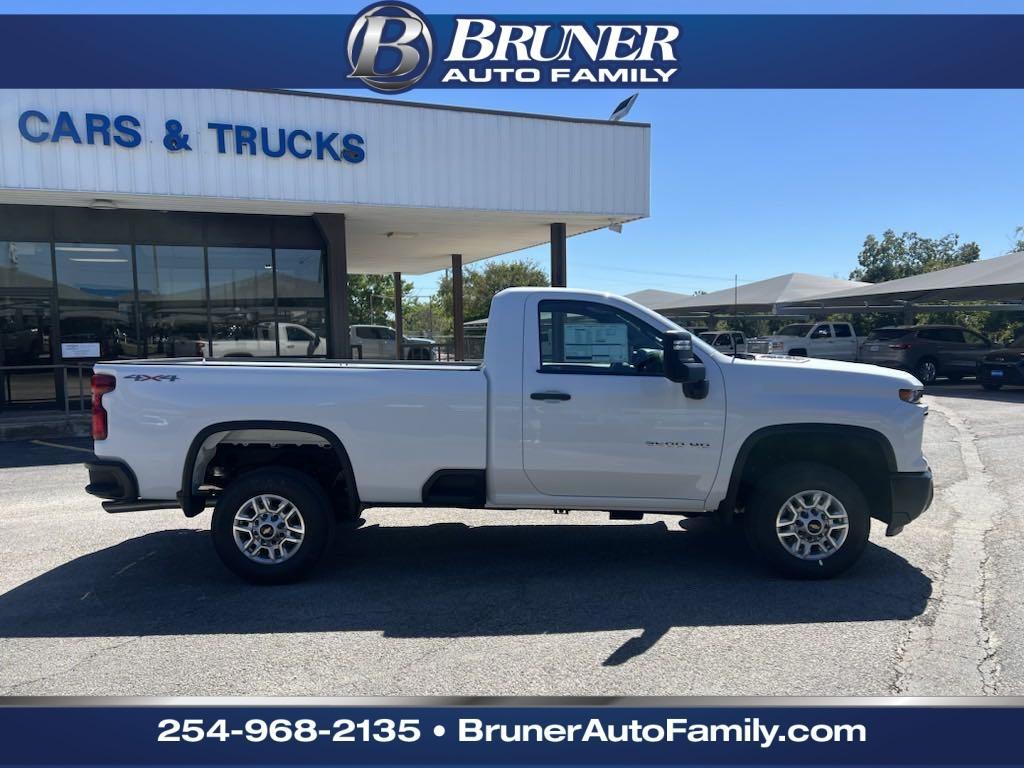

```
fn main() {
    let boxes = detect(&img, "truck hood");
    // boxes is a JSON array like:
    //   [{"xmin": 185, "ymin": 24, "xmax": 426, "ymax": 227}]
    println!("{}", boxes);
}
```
[
  {"xmin": 404, "ymin": 336, "xmax": 436, "ymax": 346},
  {"xmin": 753, "ymin": 335, "xmax": 802, "ymax": 342},
  {"xmin": 737, "ymin": 353, "xmax": 922, "ymax": 389}
]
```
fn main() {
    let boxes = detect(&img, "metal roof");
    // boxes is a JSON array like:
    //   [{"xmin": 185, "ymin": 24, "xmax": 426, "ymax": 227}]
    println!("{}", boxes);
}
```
[
  {"xmin": 789, "ymin": 251, "xmax": 1024, "ymax": 306},
  {"xmin": 626, "ymin": 273, "xmax": 869, "ymax": 315}
]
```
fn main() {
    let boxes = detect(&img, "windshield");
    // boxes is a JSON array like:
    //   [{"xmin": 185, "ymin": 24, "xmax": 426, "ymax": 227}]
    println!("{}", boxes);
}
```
[{"xmin": 776, "ymin": 324, "xmax": 812, "ymax": 337}]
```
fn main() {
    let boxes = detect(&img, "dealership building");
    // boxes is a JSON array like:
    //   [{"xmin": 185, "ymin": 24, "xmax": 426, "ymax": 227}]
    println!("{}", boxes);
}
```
[{"xmin": 0, "ymin": 87, "xmax": 649, "ymax": 406}]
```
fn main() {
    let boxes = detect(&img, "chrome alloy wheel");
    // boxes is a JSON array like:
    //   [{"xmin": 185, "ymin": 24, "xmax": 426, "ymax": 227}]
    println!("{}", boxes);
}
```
[
  {"xmin": 232, "ymin": 494, "xmax": 305, "ymax": 564},
  {"xmin": 775, "ymin": 490, "xmax": 850, "ymax": 561}
]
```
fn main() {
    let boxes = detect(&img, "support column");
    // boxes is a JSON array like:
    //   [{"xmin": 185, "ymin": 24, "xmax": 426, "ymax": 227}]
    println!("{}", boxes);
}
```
[
  {"xmin": 452, "ymin": 254, "xmax": 464, "ymax": 361},
  {"xmin": 550, "ymin": 222, "xmax": 567, "ymax": 287},
  {"xmin": 313, "ymin": 213, "xmax": 351, "ymax": 359},
  {"xmin": 393, "ymin": 271, "xmax": 404, "ymax": 360}
]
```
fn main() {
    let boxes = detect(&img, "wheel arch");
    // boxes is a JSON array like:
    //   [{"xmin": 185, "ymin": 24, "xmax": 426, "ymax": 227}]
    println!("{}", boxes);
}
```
[
  {"xmin": 721, "ymin": 423, "xmax": 897, "ymax": 521},
  {"xmin": 180, "ymin": 420, "xmax": 360, "ymax": 518}
]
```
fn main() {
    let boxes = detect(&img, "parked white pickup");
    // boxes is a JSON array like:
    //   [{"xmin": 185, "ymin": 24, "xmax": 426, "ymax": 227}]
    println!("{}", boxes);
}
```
[
  {"xmin": 86, "ymin": 288, "xmax": 932, "ymax": 584},
  {"xmin": 748, "ymin": 321, "xmax": 859, "ymax": 360}
]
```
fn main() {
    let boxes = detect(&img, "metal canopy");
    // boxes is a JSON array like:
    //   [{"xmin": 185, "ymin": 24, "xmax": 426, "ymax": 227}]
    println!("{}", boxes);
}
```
[
  {"xmin": 786, "ymin": 251, "xmax": 1024, "ymax": 308},
  {"xmin": 626, "ymin": 273, "xmax": 869, "ymax": 315}
]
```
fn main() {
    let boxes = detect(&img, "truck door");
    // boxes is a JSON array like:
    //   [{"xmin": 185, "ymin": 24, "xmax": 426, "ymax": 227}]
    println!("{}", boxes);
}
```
[
  {"xmin": 808, "ymin": 323, "xmax": 834, "ymax": 358},
  {"xmin": 831, "ymin": 323, "xmax": 857, "ymax": 360},
  {"xmin": 521, "ymin": 297, "xmax": 725, "ymax": 501}
]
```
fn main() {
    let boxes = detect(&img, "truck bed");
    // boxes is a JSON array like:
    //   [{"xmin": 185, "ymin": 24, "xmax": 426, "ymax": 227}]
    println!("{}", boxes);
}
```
[{"xmin": 93, "ymin": 357, "xmax": 489, "ymax": 504}]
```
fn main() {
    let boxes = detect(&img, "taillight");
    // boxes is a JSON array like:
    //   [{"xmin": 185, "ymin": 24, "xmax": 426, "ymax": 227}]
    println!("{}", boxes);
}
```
[
  {"xmin": 91, "ymin": 374, "xmax": 116, "ymax": 440},
  {"xmin": 888, "ymin": 343, "xmax": 912, "ymax": 350}
]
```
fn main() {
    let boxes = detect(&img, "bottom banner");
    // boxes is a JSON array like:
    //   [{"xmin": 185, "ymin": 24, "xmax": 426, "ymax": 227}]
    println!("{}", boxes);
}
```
[{"xmin": 0, "ymin": 702, "xmax": 1021, "ymax": 765}]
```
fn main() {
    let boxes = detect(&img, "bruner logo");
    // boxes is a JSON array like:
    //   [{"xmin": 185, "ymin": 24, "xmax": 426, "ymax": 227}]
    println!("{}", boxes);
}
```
[{"xmin": 347, "ymin": 2, "xmax": 433, "ymax": 93}]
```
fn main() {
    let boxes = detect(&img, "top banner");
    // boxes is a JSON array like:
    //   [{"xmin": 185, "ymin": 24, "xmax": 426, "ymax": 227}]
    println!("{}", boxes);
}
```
[{"xmin": 3, "ymin": 7, "xmax": 1024, "ymax": 92}]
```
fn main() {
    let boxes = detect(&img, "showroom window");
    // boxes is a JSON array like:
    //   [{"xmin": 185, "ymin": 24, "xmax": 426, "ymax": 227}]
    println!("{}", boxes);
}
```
[
  {"xmin": 206, "ymin": 246, "xmax": 277, "ymax": 358},
  {"xmin": 54, "ymin": 242, "xmax": 136, "ymax": 360},
  {"xmin": 274, "ymin": 248, "xmax": 328, "ymax": 357},
  {"xmin": 136, "ymin": 245, "xmax": 207, "ymax": 358}
]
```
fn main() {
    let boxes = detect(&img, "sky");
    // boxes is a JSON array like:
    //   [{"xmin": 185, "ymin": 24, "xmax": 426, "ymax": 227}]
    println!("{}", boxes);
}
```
[{"xmin": 3, "ymin": 0, "xmax": 1022, "ymax": 299}]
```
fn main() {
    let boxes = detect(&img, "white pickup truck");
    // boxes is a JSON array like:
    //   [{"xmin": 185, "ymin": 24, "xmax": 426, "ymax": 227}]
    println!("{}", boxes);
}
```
[
  {"xmin": 748, "ymin": 322, "xmax": 860, "ymax": 361},
  {"xmin": 86, "ymin": 288, "xmax": 932, "ymax": 584}
]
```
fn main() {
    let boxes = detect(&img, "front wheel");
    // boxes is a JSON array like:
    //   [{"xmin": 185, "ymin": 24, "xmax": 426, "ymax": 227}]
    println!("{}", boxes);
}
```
[
  {"xmin": 744, "ymin": 462, "xmax": 870, "ymax": 579},
  {"xmin": 211, "ymin": 468, "xmax": 333, "ymax": 584}
]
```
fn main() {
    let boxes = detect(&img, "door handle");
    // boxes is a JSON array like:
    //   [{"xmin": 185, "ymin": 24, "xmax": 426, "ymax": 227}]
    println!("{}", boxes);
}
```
[{"xmin": 531, "ymin": 391, "xmax": 571, "ymax": 401}]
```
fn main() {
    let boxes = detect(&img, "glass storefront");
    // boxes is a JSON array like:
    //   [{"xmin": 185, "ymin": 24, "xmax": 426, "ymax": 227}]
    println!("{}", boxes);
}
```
[{"xmin": 0, "ymin": 205, "xmax": 328, "ymax": 408}]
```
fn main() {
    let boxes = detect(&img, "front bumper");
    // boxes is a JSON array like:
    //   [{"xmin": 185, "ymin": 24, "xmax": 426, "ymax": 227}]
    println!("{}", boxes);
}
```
[{"xmin": 886, "ymin": 468, "xmax": 934, "ymax": 536}]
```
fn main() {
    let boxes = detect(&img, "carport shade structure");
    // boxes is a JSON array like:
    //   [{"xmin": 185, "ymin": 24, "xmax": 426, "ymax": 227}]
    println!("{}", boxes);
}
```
[
  {"xmin": 627, "ymin": 273, "xmax": 869, "ymax": 317},
  {"xmin": 779, "ymin": 250, "xmax": 1024, "ymax": 312}
]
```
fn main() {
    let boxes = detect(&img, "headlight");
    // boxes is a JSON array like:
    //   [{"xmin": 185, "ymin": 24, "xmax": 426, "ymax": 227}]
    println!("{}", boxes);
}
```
[{"xmin": 899, "ymin": 388, "xmax": 924, "ymax": 404}]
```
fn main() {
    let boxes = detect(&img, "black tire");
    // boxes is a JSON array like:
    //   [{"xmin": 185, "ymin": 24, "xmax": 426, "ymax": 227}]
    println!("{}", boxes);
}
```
[
  {"xmin": 211, "ymin": 467, "xmax": 333, "ymax": 585},
  {"xmin": 743, "ymin": 462, "xmax": 871, "ymax": 579},
  {"xmin": 914, "ymin": 357, "xmax": 938, "ymax": 385},
  {"xmin": 982, "ymin": 381, "xmax": 1003, "ymax": 391}
]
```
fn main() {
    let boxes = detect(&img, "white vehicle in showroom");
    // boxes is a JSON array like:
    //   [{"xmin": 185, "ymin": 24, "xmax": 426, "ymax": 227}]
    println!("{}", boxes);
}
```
[{"xmin": 86, "ymin": 288, "xmax": 932, "ymax": 584}]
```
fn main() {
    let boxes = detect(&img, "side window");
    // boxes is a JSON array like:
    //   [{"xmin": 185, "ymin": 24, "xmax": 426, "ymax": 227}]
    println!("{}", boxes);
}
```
[
  {"xmin": 538, "ymin": 300, "xmax": 664, "ymax": 376},
  {"xmin": 379, "ymin": 328, "xmax": 397, "ymax": 341},
  {"xmin": 940, "ymin": 328, "xmax": 966, "ymax": 344},
  {"xmin": 833, "ymin": 324, "xmax": 852, "ymax": 338},
  {"xmin": 715, "ymin": 334, "xmax": 732, "ymax": 347},
  {"xmin": 963, "ymin": 330, "xmax": 989, "ymax": 347},
  {"xmin": 286, "ymin": 326, "xmax": 313, "ymax": 342},
  {"xmin": 732, "ymin": 333, "xmax": 744, "ymax": 346},
  {"xmin": 355, "ymin": 327, "xmax": 376, "ymax": 340},
  {"xmin": 918, "ymin": 329, "xmax": 940, "ymax": 342},
  {"xmin": 810, "ymin": 324, "xmax": 832, "ymax": 339}
]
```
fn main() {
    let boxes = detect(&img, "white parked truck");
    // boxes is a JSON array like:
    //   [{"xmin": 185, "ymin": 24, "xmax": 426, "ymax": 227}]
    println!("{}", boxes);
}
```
[
  {"xmin": 748, "ymin": 321, "xmax": 859, "ymax": 361},
  {"xmin": 200, "ymin": 322, "xmax": 326, "ymax": 358},
  {"xmin": 86, "ymin": 288, "xmax": 932, "ymax": 584}
]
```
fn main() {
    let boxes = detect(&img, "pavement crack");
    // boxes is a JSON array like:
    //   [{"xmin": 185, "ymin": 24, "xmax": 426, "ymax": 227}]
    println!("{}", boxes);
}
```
[
  {"xmin": 1, "ymin": 636, "xmax": 140, "ymax": 695},
  {"xmin": 890, "ymin": 400, "xmax": 1001, "ymax": 696}
]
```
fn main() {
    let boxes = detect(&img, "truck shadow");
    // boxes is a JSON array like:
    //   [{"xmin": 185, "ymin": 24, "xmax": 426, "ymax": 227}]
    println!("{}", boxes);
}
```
[{"xmin": 0, "ymin": 518, "xmax": 931, "ymax": 665}]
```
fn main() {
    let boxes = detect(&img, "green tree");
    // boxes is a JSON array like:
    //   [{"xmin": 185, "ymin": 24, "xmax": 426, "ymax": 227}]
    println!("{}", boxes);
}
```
[
  {"xmin": 850, "ymin": 230, "xmax": 980, "ymax": 283},
  {"xmin": 1013, "ymin": 226, "xmax": 1024, "ymax": 253},
  {"xmin": 437, "ymin": 258, "xmax": 550, "ymax": 324},
  {"xmin": 402, "ymin": 294, "xmax": 449, "ymax": 338},
  {"xmin": 347, "ymin": 274, "xmax": 414, "ymax": 326}
]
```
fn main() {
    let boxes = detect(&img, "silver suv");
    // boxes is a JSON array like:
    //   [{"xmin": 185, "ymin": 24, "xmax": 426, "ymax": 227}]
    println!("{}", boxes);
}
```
[{"xmin": 859, "ymin": 324, "xmax": 997, "ymax": 384}]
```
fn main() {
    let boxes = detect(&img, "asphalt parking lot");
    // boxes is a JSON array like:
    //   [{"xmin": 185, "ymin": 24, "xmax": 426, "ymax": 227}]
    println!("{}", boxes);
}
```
[{"xmin": 0, "ymin": 382, "xmax": 1022, "ymax": 696}]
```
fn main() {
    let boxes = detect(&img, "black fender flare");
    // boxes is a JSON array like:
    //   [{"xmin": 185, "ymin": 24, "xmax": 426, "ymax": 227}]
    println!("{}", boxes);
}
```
[
  {"xmin": 720, "ymin": 423, "xmax": 898, "ymax": 514},
  {"xmin": 179, "ymin": 420, "xmax": 360, "ymax": 518}
]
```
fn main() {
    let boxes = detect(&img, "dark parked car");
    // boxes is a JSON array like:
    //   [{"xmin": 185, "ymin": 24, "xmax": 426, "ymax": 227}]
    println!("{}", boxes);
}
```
[
  {"xmin": 859, "ymin": 324, "xmax": 997, "ymax": 384},
  {"xmin": 977, "ymin": 336, "xmax": 1024, "ymax": 390}
]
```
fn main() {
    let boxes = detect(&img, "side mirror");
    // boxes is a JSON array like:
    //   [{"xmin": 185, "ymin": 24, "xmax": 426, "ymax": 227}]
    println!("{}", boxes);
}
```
[{"xmin": 663, "ymin": 330, "xmax": 709, "ymax": 399}]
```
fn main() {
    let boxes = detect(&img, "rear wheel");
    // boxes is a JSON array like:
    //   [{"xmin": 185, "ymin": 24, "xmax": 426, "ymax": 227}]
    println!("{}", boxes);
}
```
[
  {"xmin": 915, "ymin": 358, "xmax": 938, "ymax": 385},
  {"xmin": 744, "ymin": 462, "xmax": 870, "ymax": 579},
  {"xmin": 211, "ymin": 468, "xmax": 333, "ymax": 584}
]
